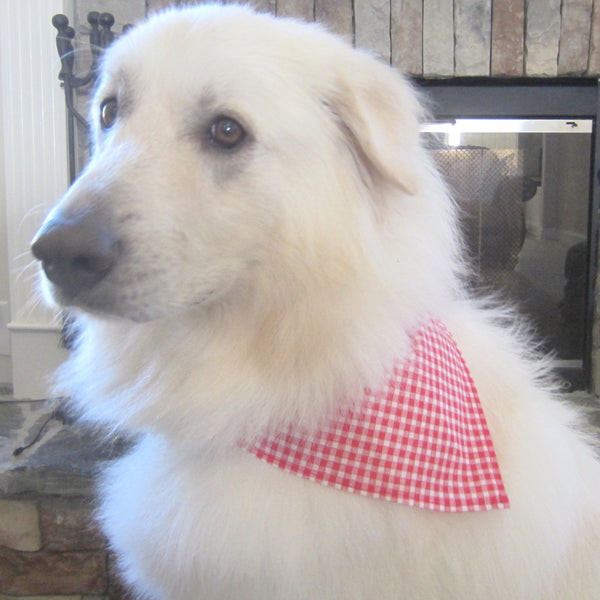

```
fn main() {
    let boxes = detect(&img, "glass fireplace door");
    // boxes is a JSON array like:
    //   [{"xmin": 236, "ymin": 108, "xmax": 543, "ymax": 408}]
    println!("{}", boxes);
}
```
[{"xmin": 422, "ymin": 119, "xmax": 594, "ymax": 379}]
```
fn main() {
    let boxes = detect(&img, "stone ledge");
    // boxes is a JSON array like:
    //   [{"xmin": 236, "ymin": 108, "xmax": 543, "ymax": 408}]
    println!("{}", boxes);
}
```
[{"xmin": 0, "ymin": 401, "xmax": 131, "ymax": 499}]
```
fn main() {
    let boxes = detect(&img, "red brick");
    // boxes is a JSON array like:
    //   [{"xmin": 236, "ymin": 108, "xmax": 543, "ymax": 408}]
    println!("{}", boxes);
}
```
[
  {"xmin": 107, "ymin": 551, "xmax": 137, "ymax": 600},
  {"xmin": 491, "ymin": 0, "xmax": 525, "ymax": 76},
  {"xmin": 39, "ymin": 497, "xmax": 105, "ymax": 551},
  {"xmin": 0, "ymin": 547, "xmax": 106, "ymax": 596}
]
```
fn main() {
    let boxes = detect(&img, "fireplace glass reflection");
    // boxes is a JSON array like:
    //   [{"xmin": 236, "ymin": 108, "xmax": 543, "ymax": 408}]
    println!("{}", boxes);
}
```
[{"xmin": 422, "ymin": 119, "xmax": 593, "ymax": 369}]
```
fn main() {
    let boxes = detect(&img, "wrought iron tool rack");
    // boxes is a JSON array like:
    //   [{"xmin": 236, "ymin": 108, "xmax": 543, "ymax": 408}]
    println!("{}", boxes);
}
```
[{"xmin": 52, "ymin": 11, "xmax": 130, "ymax": 183}]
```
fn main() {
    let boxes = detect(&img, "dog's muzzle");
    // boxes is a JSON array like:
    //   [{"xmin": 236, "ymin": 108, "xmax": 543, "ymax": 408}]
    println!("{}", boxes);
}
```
[{"xmin": 31, "ymin": 212, "xmax": 121, "ymax": 299}]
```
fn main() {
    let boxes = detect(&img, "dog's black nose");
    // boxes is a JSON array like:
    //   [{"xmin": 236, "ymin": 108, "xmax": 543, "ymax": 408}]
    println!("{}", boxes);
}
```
[{"xmin": 31, "ymin": 213, "xmax": 121, "ymax": 297}]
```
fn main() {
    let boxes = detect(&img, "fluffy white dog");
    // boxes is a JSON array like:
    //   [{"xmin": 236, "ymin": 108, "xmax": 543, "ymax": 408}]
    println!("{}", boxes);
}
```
[{"xmin": 32, "ymin": 4, "xmax": 600, "ymax": 599}]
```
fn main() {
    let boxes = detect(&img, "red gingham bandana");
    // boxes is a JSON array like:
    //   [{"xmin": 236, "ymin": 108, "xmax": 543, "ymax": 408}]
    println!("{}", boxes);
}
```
[{"xmin": 244, "ymin": 319, "xmax": 509, "ymax": 512}]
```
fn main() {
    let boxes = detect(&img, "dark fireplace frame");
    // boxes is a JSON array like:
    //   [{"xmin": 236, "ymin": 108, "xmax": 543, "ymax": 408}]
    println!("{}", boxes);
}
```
[{"xmin": 416, "ymin": 78, "xmax": 600, "ymax": 390}]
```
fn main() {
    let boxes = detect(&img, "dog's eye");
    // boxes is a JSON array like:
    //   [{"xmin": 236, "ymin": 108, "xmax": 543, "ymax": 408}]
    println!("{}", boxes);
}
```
[
  {"xmin": 208, "ymin": 117, "xmax": 246, "ymax": 150},
  {"xmin": 100, "ymin": 98, "xmax": 118, "ymax": 130}
]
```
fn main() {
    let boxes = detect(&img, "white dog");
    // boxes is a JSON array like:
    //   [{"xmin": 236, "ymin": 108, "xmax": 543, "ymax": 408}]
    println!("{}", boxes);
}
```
[{"xmin": 32, "ymin": 4, "xmax": 600, "ymax": 599}]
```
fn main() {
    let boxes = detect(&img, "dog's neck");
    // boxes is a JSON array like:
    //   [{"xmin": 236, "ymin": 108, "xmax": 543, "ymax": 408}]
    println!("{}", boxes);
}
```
[{"xmin": 58, "ymin": 276, "xmax": 421, "ymax": 453}]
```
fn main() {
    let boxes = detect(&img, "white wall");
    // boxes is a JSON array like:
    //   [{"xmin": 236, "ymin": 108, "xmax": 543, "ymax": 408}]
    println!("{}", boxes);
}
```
[
  {"xmin": 0, "ymin": 71, "xmax": 12, "ymax": 384},
  {"xmin": 0, "ymin": 0, "xmax": 71, "ymax": 398}
]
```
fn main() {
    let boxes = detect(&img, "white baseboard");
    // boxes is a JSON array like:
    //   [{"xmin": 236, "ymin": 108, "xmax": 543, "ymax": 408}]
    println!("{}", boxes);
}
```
[{"xmin": 8, "ymin": 324, "xmax": 69, "ymax": 400}]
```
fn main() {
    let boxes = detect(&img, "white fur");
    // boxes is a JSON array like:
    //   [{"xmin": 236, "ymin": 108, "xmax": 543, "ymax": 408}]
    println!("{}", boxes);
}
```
[{"xmin": 34, "ymin": 5, "xmax": 600, "ymax": 599}]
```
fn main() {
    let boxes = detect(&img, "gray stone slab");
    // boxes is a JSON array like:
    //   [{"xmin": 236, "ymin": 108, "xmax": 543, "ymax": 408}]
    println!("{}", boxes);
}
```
[
  {"xmin": 146, "ymin": 0, "xmax": 174, "ymax": 14},
  {"xmin": 588, "ymin": 1, "xmax": 600, "ymax": 74},
  {"xmin": 391, "ymin": 0, "xmax": 423, "ymax": 75},
  {"xmin": 355, "ymin": 0, "xmax": 391, "ymax": 62},
  {"xmin": 249, "ymin": 0, "xmax": 277, "ymax": 14},
  {"xmin": 277, "ymin": 0, "xmax": 314, "ymax": 20},
  {"xmin": 423, "ymin": 0, "xmax": 454, "ymax": 77},
  {"xmin": 0, "ymin": 402, "xmax": 25, "ymax": 437},
  {"xmin": 525, "ymin": 0, "xmax": 561, "ymax": 76},
  {"xmin": 315, "ymin": 0, "xmax": 353, "ymax": 41},
  {"xmin": 454, "ymin": 0, "xmax": 492, "ymax": 76},
  {"xmin": 0, "ymin": 500, "xmax": 41, "ymax": 552},
  {"xmin": 558, "ymin": 0, "xmax": 594, "ymax": 75},
  {"xmin": 0, "ymin": 401, "xmax": 132, "ymax": 498},
  {"xmin": 0, "ymin": 401, "xmax": 56, "ymax": 457}
]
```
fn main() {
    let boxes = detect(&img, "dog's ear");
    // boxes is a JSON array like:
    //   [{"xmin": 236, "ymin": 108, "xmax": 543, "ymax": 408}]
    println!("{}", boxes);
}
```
[{"xmin": 332, "ymin": 57, "xmax": 422, "ymax": 196}]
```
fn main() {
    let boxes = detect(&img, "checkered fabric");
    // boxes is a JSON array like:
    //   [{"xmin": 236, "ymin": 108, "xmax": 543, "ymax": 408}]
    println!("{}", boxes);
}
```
[{"xmin": 244, "ymin": 319, "xmax": 509, "ymax": 512}]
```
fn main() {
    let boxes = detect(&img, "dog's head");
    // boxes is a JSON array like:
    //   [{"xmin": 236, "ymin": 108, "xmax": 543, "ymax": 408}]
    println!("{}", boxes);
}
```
[{"xmin": 31, "ymin": 4, "xmax": 449, "ymax": 323}]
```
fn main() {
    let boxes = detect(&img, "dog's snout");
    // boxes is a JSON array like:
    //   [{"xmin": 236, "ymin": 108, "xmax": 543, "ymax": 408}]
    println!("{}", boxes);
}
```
[{"xmin": 31, "ymin": 214, "xmax": 121, "ymax": 297}]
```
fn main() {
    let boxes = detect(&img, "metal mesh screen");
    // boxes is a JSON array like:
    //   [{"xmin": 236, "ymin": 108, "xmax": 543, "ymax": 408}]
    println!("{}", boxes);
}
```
[{"xmin": 433, "ymin": 148, "xmax": 525, "ymax": 272}]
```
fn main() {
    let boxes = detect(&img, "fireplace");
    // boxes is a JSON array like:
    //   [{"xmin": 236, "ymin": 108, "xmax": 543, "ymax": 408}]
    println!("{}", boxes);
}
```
[{"xmin": 419, "ymin": 80, "xmax": 599, "ymax": 390}]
